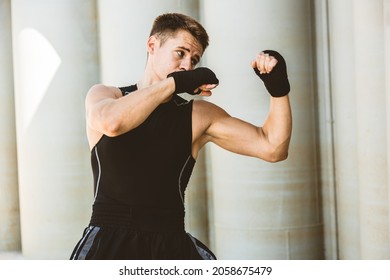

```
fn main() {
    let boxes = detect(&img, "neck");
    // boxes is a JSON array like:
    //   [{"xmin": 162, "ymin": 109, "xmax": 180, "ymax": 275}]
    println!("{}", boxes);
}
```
[
  {"xmin": 137, "ymin": 59, "xmax": 162, "ymax": 89},
  {"xmin": 137, "ymin": 67, "xmax": 173, "ymax": 104}
]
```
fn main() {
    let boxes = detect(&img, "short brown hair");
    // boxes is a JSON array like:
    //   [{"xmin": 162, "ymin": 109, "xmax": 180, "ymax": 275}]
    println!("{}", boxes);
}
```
[{"xmin": 149, "ymin": 13, "xmax": 209, "ymax": 53}]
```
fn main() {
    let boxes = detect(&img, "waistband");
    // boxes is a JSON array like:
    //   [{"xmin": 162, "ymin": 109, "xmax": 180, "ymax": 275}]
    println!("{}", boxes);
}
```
[{"xmin": 89, "ymin": 203, "xmax": 185, "ymax": 233}]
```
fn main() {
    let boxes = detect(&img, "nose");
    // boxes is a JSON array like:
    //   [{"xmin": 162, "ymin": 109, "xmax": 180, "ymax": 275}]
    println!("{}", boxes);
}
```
[{"xmin": 179, "ymin": 57, "xmax": 192, "ymax": 71}]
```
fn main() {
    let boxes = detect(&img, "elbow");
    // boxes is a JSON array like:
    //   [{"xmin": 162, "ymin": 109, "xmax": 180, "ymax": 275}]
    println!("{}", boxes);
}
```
[
  {"xmin": 95, "ymin": 112, "xmax": 124, "ymax": 137},
  {"xmin": 256, "ymin": 127, "xmax": 291, "ymax": 163},
  {"xmin": 102, "ymin": 122, "xmax": 122, "ymax": 137},
  {"xmin": 267, "ymin": 137, "xmax": 291, "ymax": 163},
  {"xmin": 264, "ymin": 150, "xmax": 288, "ymax": 163},
  {"xmin": 260, "ymin": 141, "xmax": 290, "ymax": 163},
  {"xmin": 101, "ymin": 113, "xmax": 135, "ymax": 137},
  {"xmin": 101, "ymin": 114, "xmax": 138, "ymax": 137},
  {"xmin": 270, "ymin": 151, "xmax": 289, "ymax": 163}
]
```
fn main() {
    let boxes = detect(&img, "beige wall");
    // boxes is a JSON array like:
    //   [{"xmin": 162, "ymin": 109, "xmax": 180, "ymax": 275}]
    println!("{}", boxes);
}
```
[
  {"xmin": 11, "ymin": 0, "xmax": 99, "ymax": 259},
  {"xmin": 327, "ymin": 0, "xmax": 390, "ymax": 259},
  {"xmin": 0, "ymin": 0, "xmax": 20, "ymax": 252}
]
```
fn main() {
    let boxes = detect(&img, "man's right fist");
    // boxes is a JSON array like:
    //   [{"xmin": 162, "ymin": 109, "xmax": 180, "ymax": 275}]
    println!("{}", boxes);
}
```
[{"xmin": 167, "ymin": 67, "xmax": 219, "ymax": 95}]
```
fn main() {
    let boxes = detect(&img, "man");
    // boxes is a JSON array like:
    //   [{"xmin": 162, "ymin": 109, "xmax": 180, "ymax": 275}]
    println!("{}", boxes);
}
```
[{"xmin": 71, "ymin": 13, "xmax": 292, "ymax": 260}]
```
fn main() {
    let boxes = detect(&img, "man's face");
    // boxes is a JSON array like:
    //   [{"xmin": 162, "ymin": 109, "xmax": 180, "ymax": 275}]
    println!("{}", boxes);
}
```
[{"xmin": 149, "ymin": 30, "xmax": 203, "ymax": 80}]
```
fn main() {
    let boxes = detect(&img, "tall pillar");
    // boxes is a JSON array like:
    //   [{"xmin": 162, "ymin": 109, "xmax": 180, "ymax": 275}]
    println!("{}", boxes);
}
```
[
  {"xmin": 97, "ymin": 0, "xmax": 209, "ymax": 244},
  {"xmin": 0, "ymin": 0, "xmax": 21, "ymax": 252},
  {"xmin": 329, "ymin": 0, "xmax": 390, "ymax": 259},
  {"xmin": 354, "ymin": 0, "xmax": 389, "ymax": 259},
  {"xmin": 328, "ymin": 0, "xmax": 360, "ymax": 259},
  {"xmin": 312, "ymin": 0, "xmax": 338, "ymax": 259},
  {"xmin": 384, "ymin": 0, "xmax": 390, "ymax": 254},
  {"xmin": 12, "ymin": 0, "xmax": 99, "ymax": 259},
  {"xmin": 202, "ymin": 0, "xmax": 323, "ymax": 259}
]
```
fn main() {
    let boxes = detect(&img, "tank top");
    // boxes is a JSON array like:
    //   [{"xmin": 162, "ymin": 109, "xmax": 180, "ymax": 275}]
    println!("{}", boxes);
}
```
[{"xmin": 89, "ymin": 84, "xmax": 195, "ymax": 232}]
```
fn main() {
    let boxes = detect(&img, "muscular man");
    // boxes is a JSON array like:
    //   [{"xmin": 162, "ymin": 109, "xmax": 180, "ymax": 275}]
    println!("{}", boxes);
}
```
[{"xmin": 70, "ymin": 13, "xmax": 292, "ymax": 260}]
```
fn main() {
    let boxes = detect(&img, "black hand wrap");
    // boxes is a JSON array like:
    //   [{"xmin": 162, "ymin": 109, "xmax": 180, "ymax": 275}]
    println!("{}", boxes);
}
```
[
  {"xmin": 253, "ymin": 50, "xmax": 290, "ymax": 97},
  {"xmin": 167, "ymin": 67, "xmax": 219, "ymax": 95}
]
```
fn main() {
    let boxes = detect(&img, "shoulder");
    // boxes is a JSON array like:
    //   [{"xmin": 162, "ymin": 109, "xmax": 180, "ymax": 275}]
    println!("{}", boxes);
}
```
[
  {"xmin": 191, "ymin": 99, "xmax": 231, "ymax": 154},
  {"xmin": 192, "ymin": 99, "xmax": 231, "ymax": 135},
  {"xmin": 193, "ymin": 99, "xmax": 230, "ymax": 121},
  {"xmin": 85, "ymin": 84, "xmax": 123, "ymax": 105},
  {"xmin": 87, "ymin": 84, "xmax": 123, "ymax": 98}
]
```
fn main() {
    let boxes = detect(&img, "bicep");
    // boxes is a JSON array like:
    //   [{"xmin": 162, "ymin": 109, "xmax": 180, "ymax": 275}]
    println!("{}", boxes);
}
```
[
  {"xmin": 195, "ymin": 100, "xmax": 267, "ymax": 159},
  {"xmin": 207, "ymin": 113, "xmax": 267, "ymax": 158}
]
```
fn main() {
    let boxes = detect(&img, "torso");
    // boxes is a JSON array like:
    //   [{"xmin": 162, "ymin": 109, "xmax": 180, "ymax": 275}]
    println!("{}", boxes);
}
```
[
  {"xmin": 87, "ymin": 88, "xmax": 212, "ymax": 160},
  {"xmin": 91, "ymin": 86, "xmax": 196, "ymax": 211}
]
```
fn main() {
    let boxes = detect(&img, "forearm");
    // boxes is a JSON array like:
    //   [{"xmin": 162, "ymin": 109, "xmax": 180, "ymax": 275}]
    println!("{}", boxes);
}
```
[
  {"xmin": 250, "ymin": 50, "xmax": 292, "ymax": 161},
  {"xmin": 89, "ymin": 78, "xmax": 175, "ymax": 136},
  {"xmin": 260, "ymin": 95, "xmax": 292, "ymax": 161},
  {"xmin": 117, "ymin": 79, "xmax": 175, "ymax": 132}
]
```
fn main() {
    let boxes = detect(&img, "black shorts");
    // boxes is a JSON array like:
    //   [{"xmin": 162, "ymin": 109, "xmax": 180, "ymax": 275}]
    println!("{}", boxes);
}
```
[{"xmin": 70, "ymin": 225, "xmax": 216, "ymax": 260}]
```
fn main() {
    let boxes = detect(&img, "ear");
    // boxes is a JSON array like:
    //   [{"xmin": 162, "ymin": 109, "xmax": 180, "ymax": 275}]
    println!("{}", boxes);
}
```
[{"xmin": 147, "ymin": 35, "xmax": 158, "ymax": 54}]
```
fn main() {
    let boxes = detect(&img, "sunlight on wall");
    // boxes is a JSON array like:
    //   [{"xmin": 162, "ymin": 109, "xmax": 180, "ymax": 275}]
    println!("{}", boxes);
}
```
[{"xmin": 17, "ymin": 28, "xmax": 61, "ymax": 133}]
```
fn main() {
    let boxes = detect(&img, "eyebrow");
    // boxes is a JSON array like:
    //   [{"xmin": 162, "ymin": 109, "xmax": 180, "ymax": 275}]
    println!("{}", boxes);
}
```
[{"xmin": 177, "ymin": 46, "xmax": 200, "ymax": 62}]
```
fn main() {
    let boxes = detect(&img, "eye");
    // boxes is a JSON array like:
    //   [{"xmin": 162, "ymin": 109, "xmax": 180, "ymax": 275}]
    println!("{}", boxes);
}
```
[
  {"xmin": 176, "ymin": 50, "xmax": 184, "ymax": 58},
  {"xmin": 191, "ymin": 58, "xmax": 199, "ymax": 66}
]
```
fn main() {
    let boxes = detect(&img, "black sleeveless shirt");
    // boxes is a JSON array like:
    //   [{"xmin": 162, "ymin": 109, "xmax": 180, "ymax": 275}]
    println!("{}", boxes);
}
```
[{"xmin": 89, "ymin": 85, "xmax": 195, "ymax": 232}]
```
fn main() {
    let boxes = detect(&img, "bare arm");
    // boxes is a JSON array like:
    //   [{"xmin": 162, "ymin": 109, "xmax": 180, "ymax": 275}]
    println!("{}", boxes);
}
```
[
  {"xmin": 194, "ymin": 96, "xmax": 291, "ymax": 162},
  {"xmin": 193, "ymin": 51, "xmax": 292, "ymax": 162},
  {"xmin": 85, "ymin": 78, "xmax": 175, "ymax": 149},
  {"xmin": 260, "ymin": 96, "xmax": 292, "ymax": 161},
  {"xmin": 86, "ymin": 68, "xmax": 219, "ymax": 150}
]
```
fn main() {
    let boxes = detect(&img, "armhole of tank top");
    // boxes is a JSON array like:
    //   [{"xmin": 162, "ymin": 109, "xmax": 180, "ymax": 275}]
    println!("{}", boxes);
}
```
[{"xmin": 118, "ymin": 84, "xmax": 137, "ymax": 96}]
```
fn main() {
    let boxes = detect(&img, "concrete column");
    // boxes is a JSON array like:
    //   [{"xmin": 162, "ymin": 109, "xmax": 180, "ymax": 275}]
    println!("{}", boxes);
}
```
[
  {"xmin": 202, "ymin": 0, "xmax": 323, "ymax": 259},
  {"xmin": 312, "ymin": 0, "xmax": 338, "ymax": 259},
  {"xmin": 11, "ymin": 0, "xmax": 99, "ymax": 259},
  {"xmin": 328, "ymin": 0, "xmax": 360, "ymax": 259},
  {"xmin": 329, "ymin": 0, "xmax": 390, "ymax": 259},
  {"xmin": 0, "ymin": 0, "xmax": 21, "ymax": 252},
  {"xmin": 384, "ymin": 0, "xmax": 390, "ymax": 254},
  {"xmin": 98, "ymin": 0, "xmax": 210, "ymax": 244},
  {"xmin": 354, "ymin": 0, "xmax": 389, "ymax": 259}
]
